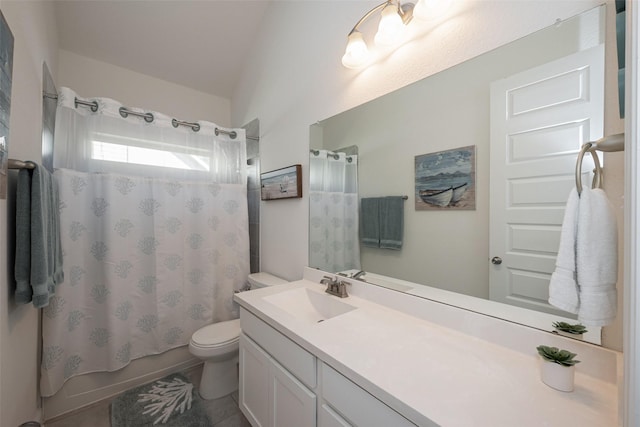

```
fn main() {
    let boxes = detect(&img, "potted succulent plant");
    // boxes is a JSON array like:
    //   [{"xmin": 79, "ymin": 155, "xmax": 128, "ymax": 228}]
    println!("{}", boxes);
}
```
[
  {"xmin": 536, "ymin": 345, "xmax": 581, "ymax": 392},
  {"xmin": 552, "ymin": 321, "xmax": 588, "ymax": 340}
]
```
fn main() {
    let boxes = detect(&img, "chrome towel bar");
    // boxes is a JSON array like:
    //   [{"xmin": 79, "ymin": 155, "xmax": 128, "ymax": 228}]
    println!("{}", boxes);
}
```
[{"xmin": 8, "ymin": 159, "xmax": 35, "ymax": 170}]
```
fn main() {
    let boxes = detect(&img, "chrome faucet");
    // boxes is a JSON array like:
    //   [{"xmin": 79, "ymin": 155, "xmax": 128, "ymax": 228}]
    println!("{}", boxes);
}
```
[
  {"xmin": 351, "ymin": 270, "xmax": 366, "ymax": 280},
  {"xmin": 321, "ymin": 275, "xmax": 349, "ymax": 298}
]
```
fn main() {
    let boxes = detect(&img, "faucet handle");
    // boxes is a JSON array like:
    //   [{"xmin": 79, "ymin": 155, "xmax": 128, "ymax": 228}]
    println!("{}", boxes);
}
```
[{"xmin": 321, "ymin": 275, "xmax": 337, "ymax": 284}]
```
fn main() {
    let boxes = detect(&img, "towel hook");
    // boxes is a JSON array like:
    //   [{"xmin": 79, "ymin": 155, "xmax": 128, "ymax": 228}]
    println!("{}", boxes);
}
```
[{"xmin": 575, "ymin": 142, "xmax": 603, "ymax": 195}]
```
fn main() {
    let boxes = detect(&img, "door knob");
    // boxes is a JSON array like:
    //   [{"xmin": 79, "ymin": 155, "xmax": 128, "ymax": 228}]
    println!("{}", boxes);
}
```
[{"xmin": 491, "ymin": 256, "xmax": 502, "ymax": 265}]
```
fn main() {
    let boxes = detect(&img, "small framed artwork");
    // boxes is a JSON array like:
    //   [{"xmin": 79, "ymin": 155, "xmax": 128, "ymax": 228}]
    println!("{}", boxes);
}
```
[
  {"xmin": 261, "ymin": 164, "xmax": 302, "ymax": 200},
  {"xmin": 415, "ymin": 145, "xmax": 476, "ymax": 211}
]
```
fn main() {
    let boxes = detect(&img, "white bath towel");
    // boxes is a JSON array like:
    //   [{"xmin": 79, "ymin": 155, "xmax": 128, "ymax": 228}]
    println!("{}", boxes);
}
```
[
  {"xmin": 576, "ymin": 187, "xmax": 618, "ymax": 326},
  {"xmin": 548, "ymin": 189, "xmax": 580, "ymax": 314}
]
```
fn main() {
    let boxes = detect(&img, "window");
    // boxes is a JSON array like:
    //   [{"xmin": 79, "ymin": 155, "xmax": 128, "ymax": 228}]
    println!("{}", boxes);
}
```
[{"xmin": 91, "ymin": 133, "xmax": 211, "ymax": 172}]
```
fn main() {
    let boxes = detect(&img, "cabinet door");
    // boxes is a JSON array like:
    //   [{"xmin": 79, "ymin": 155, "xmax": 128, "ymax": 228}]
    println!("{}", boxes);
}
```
[
  {"xmin": 240, "ymin": 333, "xmax": 317, "ymax": 427},
  {"xmin": 271, "ymin": 361, "xmax": 316, "ymax": 427},
  {"xmin": 240, "ymin": 334, "xmax": 271, "ymax": 427},
  {"xmin": 319, "ymin": 404, "xmax": 351, "ymax": 427}
]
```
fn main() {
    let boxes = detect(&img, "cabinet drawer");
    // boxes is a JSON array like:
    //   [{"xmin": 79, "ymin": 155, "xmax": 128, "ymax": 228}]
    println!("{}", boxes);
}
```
[
  {"xmin": 321, "ymin": 364, "xmax": 416, "ymax": 427},
  {"xmin": 240, "ymin": 308, "xmax": 316, "ymax": 388}
]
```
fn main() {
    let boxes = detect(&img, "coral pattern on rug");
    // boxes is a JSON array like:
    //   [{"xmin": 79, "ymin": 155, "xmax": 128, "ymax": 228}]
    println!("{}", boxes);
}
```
[
  {"xmin": 110, "ymin": 373, "xmax": 211, "ymax": 427},
  {"xmin": 137, "ymin": 377, "xmax": 194, "ymax": 425}
]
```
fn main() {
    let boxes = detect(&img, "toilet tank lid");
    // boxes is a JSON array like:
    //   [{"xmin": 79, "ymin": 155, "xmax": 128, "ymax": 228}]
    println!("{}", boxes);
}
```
[
  {"xmin": 192, "ymin": 319, "xmax": 240, "ymax": 346},
  {"xmin": 248, "ymin": 272, "xmax": 288, "ymax": 288}
]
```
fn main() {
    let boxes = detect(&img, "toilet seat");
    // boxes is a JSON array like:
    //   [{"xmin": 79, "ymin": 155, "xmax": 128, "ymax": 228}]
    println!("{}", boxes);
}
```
[{"xmin": 190, "ymin": 319, "xmax": 240, "ymax": 348}]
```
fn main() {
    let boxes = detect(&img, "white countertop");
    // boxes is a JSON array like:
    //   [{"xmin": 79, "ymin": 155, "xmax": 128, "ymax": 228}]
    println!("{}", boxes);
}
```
[{"xmin": 234, "ymin": 279, "xmax": 619, "ymax": 427}]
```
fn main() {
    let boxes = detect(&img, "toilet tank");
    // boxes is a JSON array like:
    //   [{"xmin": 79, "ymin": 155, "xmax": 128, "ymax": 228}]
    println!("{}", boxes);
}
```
[{"xmin": 247, "ymin": 272, "xmax": 287, "ymax": 289}]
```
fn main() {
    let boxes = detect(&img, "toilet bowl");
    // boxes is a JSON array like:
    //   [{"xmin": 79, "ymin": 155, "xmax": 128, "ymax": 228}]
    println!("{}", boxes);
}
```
[
  {"xmin": 189, "ymin": 319, "xmax": 241, "ymax": 400},
  {"xmin": 189, "ymin": 272, "xmax": 287, "ymax": 400}
]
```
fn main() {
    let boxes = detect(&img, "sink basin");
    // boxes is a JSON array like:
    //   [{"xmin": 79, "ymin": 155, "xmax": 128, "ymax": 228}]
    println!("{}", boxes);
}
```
[{"xmin": 263, "ymin": 287, "xmax": 357, "ymax": 324}]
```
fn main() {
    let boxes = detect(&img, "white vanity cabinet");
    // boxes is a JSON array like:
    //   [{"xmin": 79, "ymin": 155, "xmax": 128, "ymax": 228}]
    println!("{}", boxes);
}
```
[
  {"xmin": 239, "ymin": 309, "xmax": 317, "ymax": 427},
  {"xmin": 239, "ymin": 308, "xmax": 417, "ymax": 427},
  {"xmin": 235, "ymin": 277, "xmax": 619, "ymax": 427}
]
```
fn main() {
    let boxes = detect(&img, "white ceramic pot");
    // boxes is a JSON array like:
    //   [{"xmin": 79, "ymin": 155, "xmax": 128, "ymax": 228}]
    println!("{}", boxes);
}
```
[{"xmin": 540, "ymin": 360, "xmax": 575, "ymax": 392}]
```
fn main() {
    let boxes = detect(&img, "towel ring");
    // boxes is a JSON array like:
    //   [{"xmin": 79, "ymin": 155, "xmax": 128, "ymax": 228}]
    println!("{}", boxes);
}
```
[{"xmin": 575, "ymin": 142, "xmax": 603, "ymax": 195}]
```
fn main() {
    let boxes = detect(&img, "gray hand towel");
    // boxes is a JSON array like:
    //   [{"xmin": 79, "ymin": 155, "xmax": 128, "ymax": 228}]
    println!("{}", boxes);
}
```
[
  {"xmin": 14, "ymin": 169, "xmax": 33, "ymax": 304},
  {"xmin": 360, "ymin": 197, "xmax": 380, "ymax": 248},
  {"xmin": 379, "ymin": 196, "xmax": 404, "ymax": 250},
  {"xmin": 14, "ymin": 163, "xmax": 64, "ymax": 308}
]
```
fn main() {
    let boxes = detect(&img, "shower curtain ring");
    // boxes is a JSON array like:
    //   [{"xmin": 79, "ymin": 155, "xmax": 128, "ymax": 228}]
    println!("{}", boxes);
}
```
[{"xmin": 119, "ymin": 107, "xmax": 154, "ymax": 123}]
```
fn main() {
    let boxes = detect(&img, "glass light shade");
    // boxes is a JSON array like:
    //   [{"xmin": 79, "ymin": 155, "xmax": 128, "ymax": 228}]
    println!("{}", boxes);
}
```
[
  {"xmin": 341, "ymin": 31, "xmax": 370, "ymax": 69},
  {"xmin": 374, "ymin": 3, "xmax": 405, "ymax": 46}
]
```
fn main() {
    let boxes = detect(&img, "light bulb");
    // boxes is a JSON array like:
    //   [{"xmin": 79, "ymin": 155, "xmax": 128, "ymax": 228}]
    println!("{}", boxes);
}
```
[
  {"xmin": 374, "ymin": 3, "xmax": 405, "ymax": 46},
  {"xmin": 342, "ymin": 31, "xmax": 370, "ymax": 69}
]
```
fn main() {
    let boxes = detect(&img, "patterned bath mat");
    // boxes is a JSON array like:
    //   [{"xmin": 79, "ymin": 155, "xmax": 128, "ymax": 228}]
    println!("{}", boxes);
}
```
[{"xmin": 110, "ymin": 373, "xmax": 211, "ymax": 426}]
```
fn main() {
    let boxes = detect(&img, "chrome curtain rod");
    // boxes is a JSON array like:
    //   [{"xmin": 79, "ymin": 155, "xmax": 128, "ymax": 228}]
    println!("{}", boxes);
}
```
[
  {"xmin": 310, "ymin": 149, "xmax": 355, "ymax": 163},
  {"xmin": 42, "ymin": 92, "xmax": 259, "ymax": 141}
]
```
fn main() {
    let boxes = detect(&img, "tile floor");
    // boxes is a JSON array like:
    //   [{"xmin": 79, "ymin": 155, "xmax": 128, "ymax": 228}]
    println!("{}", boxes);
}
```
[{"xmin": 44, "ymin": 366, "xmax": 251, "ymax": 427}]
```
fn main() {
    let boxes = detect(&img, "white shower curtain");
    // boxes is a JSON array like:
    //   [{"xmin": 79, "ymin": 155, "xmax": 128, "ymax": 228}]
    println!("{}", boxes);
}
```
[
  {"xmin": 41, "ymin": 87, "xmax": 249, "ymax": 396},
  {"xmin": 308, "ymin": 150, "xmax": 360, "ymax": 273}
]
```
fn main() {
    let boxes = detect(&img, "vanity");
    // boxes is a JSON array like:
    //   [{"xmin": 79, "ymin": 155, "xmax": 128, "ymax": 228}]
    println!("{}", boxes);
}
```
[{"xmin": 234, "ymin": 268, "xmax": 619, "ymax": 427}]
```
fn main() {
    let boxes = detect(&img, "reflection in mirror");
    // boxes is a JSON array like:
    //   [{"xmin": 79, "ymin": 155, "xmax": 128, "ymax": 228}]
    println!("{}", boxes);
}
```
[
  {"xmin": 309, "ymin": 146, "xmax": 360, "ymax": 273},
  {"xmin": 309, "ymin": 6, "xmax": 612, "ymax": 345}
]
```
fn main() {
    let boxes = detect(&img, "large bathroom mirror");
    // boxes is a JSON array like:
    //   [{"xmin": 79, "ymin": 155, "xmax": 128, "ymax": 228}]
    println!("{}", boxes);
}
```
[{"xmin": 309, "ymin": 5, "xmax": 618, "ymax": 346}]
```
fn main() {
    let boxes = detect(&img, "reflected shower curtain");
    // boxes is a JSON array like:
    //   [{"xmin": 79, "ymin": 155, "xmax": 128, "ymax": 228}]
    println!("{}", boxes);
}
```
[
  {"xmin": 41, "ymin": 87, "xmax": 249, "ymax": 396},
  {"xmin": 309, "ymin": 150, "xmax": 360, "ymax": 272}
]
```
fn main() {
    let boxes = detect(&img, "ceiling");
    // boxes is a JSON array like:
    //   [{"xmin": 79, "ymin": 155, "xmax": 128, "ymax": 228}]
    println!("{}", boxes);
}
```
[{"xmin": 54, "ymin": 1, "xmax": 272, "ymax": 99}]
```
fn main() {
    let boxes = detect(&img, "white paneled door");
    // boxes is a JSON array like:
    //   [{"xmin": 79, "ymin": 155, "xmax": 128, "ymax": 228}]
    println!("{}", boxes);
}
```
[{"xmin": 489, "ymin": 44, "xmax": 604, "ymax": 316}]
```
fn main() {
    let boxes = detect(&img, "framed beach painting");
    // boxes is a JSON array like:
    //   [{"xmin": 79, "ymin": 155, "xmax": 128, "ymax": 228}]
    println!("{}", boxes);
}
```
[
  {"xmin": 0, "ymin": 11, "xmax": 14, "ymax": 200},
  {"xmin": 415, "ymin": 145, "xmax": 476, "ymax": 211},
  {"xmin": 261, "ymin": 164, "xmax": 302, "ymax": 200}
]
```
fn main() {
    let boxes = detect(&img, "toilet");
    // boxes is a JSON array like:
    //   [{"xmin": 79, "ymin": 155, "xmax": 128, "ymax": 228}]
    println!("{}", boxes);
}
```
[{"xmin": 188, "ymin": 272, "xmax": 288, "ymax": 400}]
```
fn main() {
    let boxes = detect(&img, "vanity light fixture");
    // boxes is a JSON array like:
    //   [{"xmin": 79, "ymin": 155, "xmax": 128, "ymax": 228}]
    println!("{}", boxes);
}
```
[
  {"xmin": 374, "ymin": 1, "xmax": 408, "ymax": 46},
  {"xmin": 341, "ymin": 0, "xmax": 448, "ymax": 69}
]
